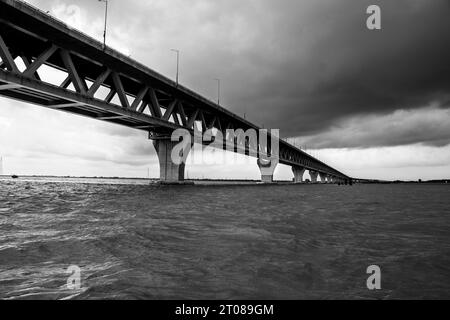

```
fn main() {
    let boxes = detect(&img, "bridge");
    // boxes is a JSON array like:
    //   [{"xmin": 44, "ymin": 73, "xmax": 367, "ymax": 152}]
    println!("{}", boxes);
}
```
[{"xmin": 0, "ymin": 0, "xmax": 352, "ymax": 184}]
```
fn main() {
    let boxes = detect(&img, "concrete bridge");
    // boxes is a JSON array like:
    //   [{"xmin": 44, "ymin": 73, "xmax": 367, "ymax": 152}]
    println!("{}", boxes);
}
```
[{"xmin": 0, "ymin": 0, "xmax": 351, "ymax": 184}]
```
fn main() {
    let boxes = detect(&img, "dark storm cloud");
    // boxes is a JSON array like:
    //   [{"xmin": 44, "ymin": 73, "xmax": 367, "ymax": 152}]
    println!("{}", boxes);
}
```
[
  {"xmin": 226, "ymin": 0, "xmax": 450, "ymax": 139},
  {"xmin": 296, "ymin": 107, "xmax": 450, "ymax": 149},
  {"xmin": 137, "ymin": 0, "xmax": 450, "ymax": 145}
]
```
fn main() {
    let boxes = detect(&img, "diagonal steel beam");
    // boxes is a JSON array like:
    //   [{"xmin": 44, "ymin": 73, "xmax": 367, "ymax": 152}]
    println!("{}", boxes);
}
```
[
  {"xmin": 173, "ymin": 112, "xmax": 180, "ymax": 125},
  {"xmin": 60, "ymin": 76, "xmax": 71, "ymax": 88},
  {"xmin": 104, "ymin": 89, "xmax": 116, "ymax": 103},
  {"xmin": 111, "ymin": 72, "xmax": 130, "ymax": 109},
  {"xmin": 22, "ymin": 44, "xmax": 58, "ymax": 77},
  {"xmin": 177, "ymin": 101, "xmax": 187, "ymax": 126},
  {"xmin": 147, "ymin": 88, "xmax": 162, "ymax": 118},
  {"xmin": 162, "ymin": 99, "xmax": 178, "ymax": 121},
  {"xmin": 130, "ymin": 86, "xmax": 148, "ymax": 111},
  {"xmin": 87, "ymin": 68, "xmax": 111, "ymax": 96},
  {"xmin": 187, "ymin": 108, "xmax": 199, "ymax": 128},
  {"xmin": 60, "ymin": 49, "xmax": 87, "ymax": 94},
  {"xmin": 0, "ymin": 34, "xmax": 19, "ymax": 73},
  {"xmin": 199, "ymin": 110, "xmax": 207, "ymax": 131},
  {"xmin": 137, "ymin": 100, "xmax": 148, "ymax": 113},
  {"xmin": 21, "ymin": 55, "xmax": 41, "ymax": 80}
]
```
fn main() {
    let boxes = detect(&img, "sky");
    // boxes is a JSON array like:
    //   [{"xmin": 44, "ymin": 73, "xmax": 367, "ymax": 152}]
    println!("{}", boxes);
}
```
[{"xmin": 0, "ymin": 0, "xmax": 449, "ymax": 180}]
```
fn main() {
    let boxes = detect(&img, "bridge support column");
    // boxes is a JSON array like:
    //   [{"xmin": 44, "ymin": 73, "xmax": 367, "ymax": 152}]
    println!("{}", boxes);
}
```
[
  {"xmin": 309, "ymin": 170, "xmax": 319, "ymax": 183},
  {"xmin": 292, "ymin": 166, "xmax": 306, "ymax": 183},
  {"xmin": 258, "ymin": 158, "xmax": 277, "ymax": 183},
  {"xmin": 153, "ymin": 138, "xmax": 190, "ymax": 183},
  {"xmin": 319, "ymin": 172, "xmax": 328, "ymax": 183}
]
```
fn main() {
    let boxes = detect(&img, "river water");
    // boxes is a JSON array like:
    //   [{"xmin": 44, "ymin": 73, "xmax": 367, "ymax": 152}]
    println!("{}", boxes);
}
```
[{"xmin": 1, "ymin": 177, "xmax": 449, "ymax": 299}]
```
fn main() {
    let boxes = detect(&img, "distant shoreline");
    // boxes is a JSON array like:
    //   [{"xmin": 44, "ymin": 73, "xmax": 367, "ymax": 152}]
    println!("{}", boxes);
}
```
[
  {"xmin": 0, "ymin": 175, "xmax": 260, "ymax": 182},
  {"xmin": 0, "ymin": 175, "xmax": 449, "ymax": 184}
]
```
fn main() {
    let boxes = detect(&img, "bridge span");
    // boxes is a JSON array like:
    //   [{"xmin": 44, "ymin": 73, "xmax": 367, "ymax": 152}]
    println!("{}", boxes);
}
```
[{"xmin": 0, "ymin": 0, "xmax": 351, "ymax": 184}]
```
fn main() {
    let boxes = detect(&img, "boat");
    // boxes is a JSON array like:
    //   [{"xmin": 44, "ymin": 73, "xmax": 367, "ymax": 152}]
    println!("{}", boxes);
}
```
[{"xmin": 11, "ymin": 175, "xmax": 19, "ymax": 179}]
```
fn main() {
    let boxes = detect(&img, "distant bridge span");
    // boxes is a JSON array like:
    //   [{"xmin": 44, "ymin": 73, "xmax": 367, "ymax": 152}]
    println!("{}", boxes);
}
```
[{"xmin": 0, "ymin": 0, "xmax": 351, "ymax": 184}]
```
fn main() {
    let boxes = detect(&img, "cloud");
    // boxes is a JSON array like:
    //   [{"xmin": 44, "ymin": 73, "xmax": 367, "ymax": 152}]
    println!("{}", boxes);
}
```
[
  {"xmin": 294, "ymin": 106, "xmax": 450, "ymax": 149},
  {"xmin": 311, "ymin": 145, "xmax": 450, "ymax": 180},
  {"xmin": 0, "ymin": 98, "xmax": 156, "ymax": 167}
]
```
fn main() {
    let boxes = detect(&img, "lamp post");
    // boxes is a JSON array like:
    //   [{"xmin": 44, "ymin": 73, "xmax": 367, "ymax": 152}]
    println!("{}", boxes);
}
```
[
  {"xmin": 98, "ymin": 0, "xmax": 108, "ymax": 49},
  {"xmin": 214, "ymin": 78, "xmax": 220, "ymax": 105},
  {"xmin": 171, "ymin": 49, "xmax": 180, "ymax": 85}
]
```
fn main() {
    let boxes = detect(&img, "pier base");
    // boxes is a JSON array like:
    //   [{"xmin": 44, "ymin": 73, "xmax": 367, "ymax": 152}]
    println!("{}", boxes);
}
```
[
  {"xmin": 309, "ymin": 170, "xmax": 319, "ymax": 183},
  {"xmin": 258, "ymin": 158, "xmax": 277, "ymax": 183},
  {"xmin": 292, "ymin": 166, "xmax": 306, "ymax": 183},
  {"xmin": 153, "ymin": 138, "xmax": 189, "ymax": 183},
  {"xmin": 261, "ymin": 174, "xmax": 273, "ymax": 183},
  {"xmin": 319, "ymin": 172, "xmax": 328, "ymax": 183}
]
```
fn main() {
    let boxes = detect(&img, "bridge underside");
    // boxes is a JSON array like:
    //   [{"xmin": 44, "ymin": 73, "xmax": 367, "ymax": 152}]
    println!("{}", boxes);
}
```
[{"xmin": 0, "ymin": 0, "xmax": 351, "ymax": 184}]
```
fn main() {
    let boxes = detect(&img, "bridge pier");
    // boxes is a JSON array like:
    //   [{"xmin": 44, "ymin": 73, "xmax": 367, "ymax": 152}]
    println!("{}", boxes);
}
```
[
  {"xmin": 292, "ymin": 166, "xmax": 306, "ymax": 183},
  {"xmin": 153, "ymin": 138, "xmax": 190, "ymax": 183},
  {"xmin": 258, "ymin": 158, "xmax": 277, "ymax": 183},
  {"xmin": 309, "ymin": 170, "xmax": 319, "ymax": 183},
  {"xmin": 319, "ymin": 172, "xmax": 328, "ymax": 183}
]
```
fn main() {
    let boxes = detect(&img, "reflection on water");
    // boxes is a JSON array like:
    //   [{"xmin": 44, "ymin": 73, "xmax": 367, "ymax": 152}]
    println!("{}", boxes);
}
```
[{"xmin": 1, "ymin": 177, "xmax": 450, "ymax": 299}]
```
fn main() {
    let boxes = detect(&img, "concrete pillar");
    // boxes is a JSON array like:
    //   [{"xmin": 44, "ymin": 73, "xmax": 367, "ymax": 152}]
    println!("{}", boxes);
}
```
[
  {"xmin": 258, "ymin": 158, "xmax": 277, "ymax": 183},
  {"xmin": 153, "ymin": 138, "xmax": 190, "ymax": 183},
  {"xmin": 292, "ymin": 166, "xmax": 306, "ymax": 183},
  {"xmin": 309, "ymin": 170, "xmax": 319, "ymax": 183},
  {"xmin": 319, "ymin": 172, "xmax": 328, "ymax": 183}
]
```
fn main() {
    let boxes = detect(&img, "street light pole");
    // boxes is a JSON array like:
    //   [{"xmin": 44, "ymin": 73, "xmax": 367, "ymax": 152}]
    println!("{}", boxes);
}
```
[
  {"xmin": 171, "ymin": 49, "xmax": 180, "ymax": 85},
  {"xmin": 98, "ymin": 0, "xmax": 108, "ymax": 49},
  {"xmin": 214, "ymin": 78, "xmax": 220, "ymax": 105}
]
